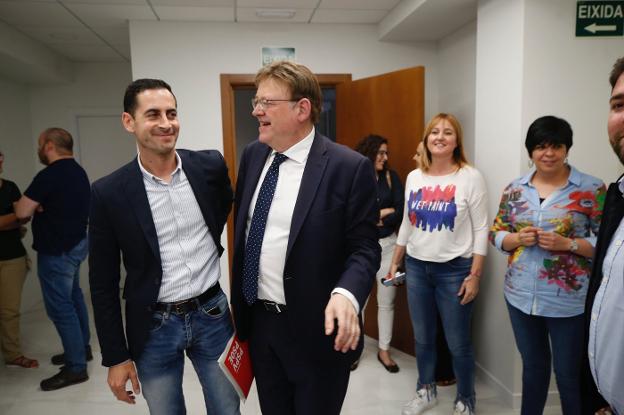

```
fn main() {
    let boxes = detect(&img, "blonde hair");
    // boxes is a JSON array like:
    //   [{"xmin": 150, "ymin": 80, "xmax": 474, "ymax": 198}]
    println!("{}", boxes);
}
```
[
  {"xmin": 419, "ymin": 113, "xmax": 468, "ymax": 172},
  {"xmin": 255, "ymin": 61, "xmax": 323, "ymax": 124}
]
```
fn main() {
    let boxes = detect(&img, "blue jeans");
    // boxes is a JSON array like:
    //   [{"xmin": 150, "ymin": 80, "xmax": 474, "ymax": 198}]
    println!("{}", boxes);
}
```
[
  {"xmin": 506, "ymin": 301, "xmax": 583, "ymax": 415},
  {"xmin": 135, "ymin": 289, "xmax": 240, "ymax": 415},
  {"xmin": 37, "ymin": 237, "xmax": 90, "ymax": 372},
  {"xmin": 405, "ymin": 255, "xmax": 475, "ymax": 409}
]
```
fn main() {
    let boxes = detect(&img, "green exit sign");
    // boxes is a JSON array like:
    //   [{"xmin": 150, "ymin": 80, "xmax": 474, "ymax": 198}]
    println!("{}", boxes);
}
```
[{"xmin": 576, "ymin": 1, "xmax": 624, "ymax": 36}]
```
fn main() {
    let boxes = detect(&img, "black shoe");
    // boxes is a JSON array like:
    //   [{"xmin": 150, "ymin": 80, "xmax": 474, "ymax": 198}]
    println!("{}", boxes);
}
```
[
  {"xmin": 51, "ymin": 345, "xmax": 93, "ymax": 365},
  {"xmin": 350, "ymin": 359, "xmax": 360, "ymax": 371},
  {"xmin": 377, "ymin": 352, "xmax": 399, "ymax": 373},
  {"xmin": 40, "ymin": 367, "xmax": 89, "ymax": 391}
]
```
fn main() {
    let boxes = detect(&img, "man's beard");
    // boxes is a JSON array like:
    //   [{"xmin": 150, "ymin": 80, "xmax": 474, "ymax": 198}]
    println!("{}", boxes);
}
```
[
  {"xmin": 611, "ymin": 136, "xmax": 624, "ymax": 165},
  {"xmin": 38, "ymin": 149, "xmax": 48, "ymax": 165}
]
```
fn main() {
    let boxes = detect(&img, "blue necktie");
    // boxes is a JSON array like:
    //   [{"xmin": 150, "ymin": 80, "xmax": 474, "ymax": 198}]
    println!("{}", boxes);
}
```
[{"xmin": 242, "ymin": 153, "xmax": 288, "ymax": 305}]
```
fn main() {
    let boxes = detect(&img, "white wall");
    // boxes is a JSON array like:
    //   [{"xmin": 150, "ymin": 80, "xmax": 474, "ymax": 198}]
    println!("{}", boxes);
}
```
[
  {"xmin": 437, "ymin": 20, "xmax": 477, "ymax": 162},
  {"xmin": 522, "ymin": 0, "xmax": 623, "ymax": 182},
  {"xmin": 0, "ymin": 77, "xmax": 37, "ymax": 310},
  {"xmin": 474, "ymin": 0, "xmax": 526, "ymax": 407},
  {"xmin": 129, "ymin": 21, "xmax": 440, "ymax": 152},
  {"xmin": 474, "ymin": 0, "xmax": 624, "ymax": 408}
]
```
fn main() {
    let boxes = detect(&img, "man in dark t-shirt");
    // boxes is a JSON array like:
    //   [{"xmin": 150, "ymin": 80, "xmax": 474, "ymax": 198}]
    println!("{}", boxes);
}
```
[{"xmin": 14, "ymin": 128, "xmax": 91, "ymax": 391}]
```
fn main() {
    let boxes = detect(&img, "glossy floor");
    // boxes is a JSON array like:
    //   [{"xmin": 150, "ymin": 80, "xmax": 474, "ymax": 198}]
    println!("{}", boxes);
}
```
[{"xmin": 0, "ymin": 301, "xmax": 563, "ymax": 414}]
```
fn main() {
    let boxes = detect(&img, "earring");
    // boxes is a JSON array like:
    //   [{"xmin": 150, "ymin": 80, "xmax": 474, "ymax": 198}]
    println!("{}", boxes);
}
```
[
  {"xmin": 565, "ymin": 157, "xmax": 569, "ymax": 164},
  {"xmin": 528, "ymin": 160, "xmax": 534, "ymax": 168}
]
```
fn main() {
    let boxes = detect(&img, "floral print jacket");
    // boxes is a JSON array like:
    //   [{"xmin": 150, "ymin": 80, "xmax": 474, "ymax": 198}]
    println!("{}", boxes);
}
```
[{"xmin": 490, "ymin": 166, "xmax": 606, "ymax": 317}]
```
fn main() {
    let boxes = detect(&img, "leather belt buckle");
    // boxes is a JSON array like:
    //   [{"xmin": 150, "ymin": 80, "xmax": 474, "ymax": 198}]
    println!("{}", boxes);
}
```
[
  {"xmin": 262, "ymin": 300, "xmax": 285, "ymax": 314},
  {"xmin": 172, "ymin": 302, "xmax": 188, "ymax": 315}
]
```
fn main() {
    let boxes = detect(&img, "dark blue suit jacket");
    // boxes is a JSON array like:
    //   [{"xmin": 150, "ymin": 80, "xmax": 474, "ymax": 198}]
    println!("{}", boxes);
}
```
[
  {"xmin": 89, "ymin": 150, "xmax": 233, "ymax": 367},
  {"xmin": 231, "ymin": 133, "xmax": 381, "ymax": 364}
]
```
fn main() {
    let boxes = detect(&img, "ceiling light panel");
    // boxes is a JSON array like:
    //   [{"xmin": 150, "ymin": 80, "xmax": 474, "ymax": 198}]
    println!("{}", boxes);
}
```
[{"xmin": 237, "ymin": 7, "xmax": 312, "ymax": 22}]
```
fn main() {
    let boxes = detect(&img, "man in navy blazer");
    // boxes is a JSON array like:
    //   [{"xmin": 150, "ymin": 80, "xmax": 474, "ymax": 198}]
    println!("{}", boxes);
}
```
[
  {"xmin": 89, "ymin": 79, "xmax": 239, "ymax": 414},
  {"xmin": 231, "ymin": 61, "xmax": 380, "ymax": 414}
]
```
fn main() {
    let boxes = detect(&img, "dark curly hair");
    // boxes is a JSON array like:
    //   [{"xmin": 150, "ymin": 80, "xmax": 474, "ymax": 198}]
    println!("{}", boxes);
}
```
[
  {"xmin": 354, "ymin": 134, "xmax": 388, "ymax": 170},
  {"xmin": 610, "ymin": 56, "xmax": 624, "ymax": 89}
]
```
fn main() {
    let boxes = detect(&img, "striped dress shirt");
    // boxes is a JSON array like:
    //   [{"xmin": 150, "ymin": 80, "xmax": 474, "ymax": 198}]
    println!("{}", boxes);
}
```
[{"xmin": 138, "ymin": 152, "xmax": 220, "ymax": 302}]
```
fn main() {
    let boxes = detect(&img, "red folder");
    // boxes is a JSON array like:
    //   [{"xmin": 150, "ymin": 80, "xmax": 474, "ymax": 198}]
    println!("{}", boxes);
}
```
[{"xmin": 218, "ymin": 333, "xmax": 254, "ymax": 401}]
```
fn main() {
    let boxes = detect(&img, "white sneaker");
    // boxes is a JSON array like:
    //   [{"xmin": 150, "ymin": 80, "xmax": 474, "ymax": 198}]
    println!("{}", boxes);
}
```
[
  {"xmin": 453, "ymin": 401, "xmax": 475, "ymax": 415},
  {"xmin": 401, "ymin": 388, "xmax": 438, "ymax": 415}
]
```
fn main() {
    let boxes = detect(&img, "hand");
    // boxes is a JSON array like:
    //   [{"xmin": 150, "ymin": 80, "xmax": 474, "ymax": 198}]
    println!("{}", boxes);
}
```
[
  {"xmin": 457, "ymin": 275, "xmax": 480, "ymax": 305},
  {"xmin": 324, "ymin": 294, "xmax": 360, "ymax": 353},
  {"xmin": 537, "ymin": 230, "xmax": 569, "ymax": 252},
  {"xmin": 107, "ymin": 361, "xmax": 140, "ymax": 404},
  {"xmin": 516, "ymin": 226, "xmax": 540, "ymax": 247}
]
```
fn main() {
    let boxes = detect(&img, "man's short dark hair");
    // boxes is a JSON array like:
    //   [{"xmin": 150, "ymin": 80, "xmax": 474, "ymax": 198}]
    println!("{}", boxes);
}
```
[
  {"xmin": 610, "ymin": 56, "xmax": 624, "ymax": 89},
  {"xmin": 525, "ymin": 115, "xmax": 573, "ymax": 156},
  {"xmin": 123, "ymin": 78, "xmax": 176, "ymax": 116},
  {"xmin": 41, "ymin": 127, "xmax": 74, "ymax": 155}
]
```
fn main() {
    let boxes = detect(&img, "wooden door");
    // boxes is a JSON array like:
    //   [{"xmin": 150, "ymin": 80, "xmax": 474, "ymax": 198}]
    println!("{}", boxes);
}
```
[{"xmin": 336, "ymin": 66, "xmax": 425, "ymax": 355}]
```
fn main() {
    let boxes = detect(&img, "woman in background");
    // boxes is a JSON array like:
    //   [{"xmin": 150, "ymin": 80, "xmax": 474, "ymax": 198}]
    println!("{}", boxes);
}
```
[
  {"xmin": 393, "ymin": 113, "xmax": 488, "ymax": 415},
  {"xmin": 355, "ymin": 134, "xmax": 404, "ymax": 373},
  {"xmin": 0, "ymin": 149, "xmax": 38, "ymax": 369},
  {"xmin": 490, "ymin": 116, "xmax": 605, "ymax": 415}
]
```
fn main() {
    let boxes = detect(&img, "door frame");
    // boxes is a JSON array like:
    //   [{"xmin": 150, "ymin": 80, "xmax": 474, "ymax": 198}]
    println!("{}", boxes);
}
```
[{"xmin": 220, "ymin": 73, "xmax": 352, "ymax": 274}]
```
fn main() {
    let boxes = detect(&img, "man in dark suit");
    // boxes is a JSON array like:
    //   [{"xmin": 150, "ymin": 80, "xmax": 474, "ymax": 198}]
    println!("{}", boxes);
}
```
[
  {"xmin": 230, "ymin": 61, "xmax": 381, "ymax": 414},
  {"xmin": 582, "ymin": 57, "xmax": 624, "ymax": 415},
  {"xmin": 89, "ymin": 79, "xmax": 239, "ymax": 415}
]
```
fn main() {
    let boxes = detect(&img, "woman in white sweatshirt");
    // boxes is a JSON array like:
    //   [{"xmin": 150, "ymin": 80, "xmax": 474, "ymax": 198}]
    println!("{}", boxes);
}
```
[{"xmin": 391, "ymin": 113, "xmax": 488, "ymax": 415}]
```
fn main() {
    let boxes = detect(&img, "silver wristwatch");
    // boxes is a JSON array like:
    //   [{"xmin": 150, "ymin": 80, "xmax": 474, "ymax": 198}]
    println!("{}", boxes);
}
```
[{"xmin": 569, "ymin": 238, "xmax": 579, "ymax": 253}]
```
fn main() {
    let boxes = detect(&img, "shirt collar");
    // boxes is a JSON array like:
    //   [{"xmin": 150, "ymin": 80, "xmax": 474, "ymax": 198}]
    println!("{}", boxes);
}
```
[
  {"xmin": 137, "ymin": 151, "xmax": 182, "ymax": 183},
  {"xmin": 276, "ymin": 126, "xmax": 315, "ymax": 164},
  {"xmin": 520, "ymin": 164, "xmax": 581, "ymax": 187}
]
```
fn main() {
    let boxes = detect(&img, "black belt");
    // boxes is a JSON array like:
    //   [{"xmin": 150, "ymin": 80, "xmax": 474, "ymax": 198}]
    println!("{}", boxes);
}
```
[
  {"xmin": 255, "ymin": 299, "xmax": 287, "ymax": 314},
  {"xmin": 152, "ymin": 283, "xmax": 220, "ymax": 315}
]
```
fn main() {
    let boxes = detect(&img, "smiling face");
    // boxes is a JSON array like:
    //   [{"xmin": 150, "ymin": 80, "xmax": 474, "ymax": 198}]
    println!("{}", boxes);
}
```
[
  {"xmin": 252, "ymin": 78, "xmax": 312, "ymax": 152},
  {"xmin": 122, "ymin": 88, "xmax": 179, "ymax": 157},
  {"xmin": 609, "ymin": 72, "xmax": 624, "ymax": 165},
  {"xmin": 531, "ymin": 143, "xmax": 568, "ymax": 175},
  {"xmin": 375, "ymin": 143, "xmax": 388, "ymax": 172},
  {"xmin": 426, "ymin": 119, "xmax": 458, "ymax": 160}
]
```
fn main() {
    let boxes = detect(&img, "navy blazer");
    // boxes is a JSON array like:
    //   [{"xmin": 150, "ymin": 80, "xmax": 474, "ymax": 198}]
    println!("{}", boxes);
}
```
[
  {"xmin": 89, "ymin": 150, "xmax": 233, "ymax": 367},
  {"xmin": 581, "ymin": 177, "xmax": 624, "ymax": 413},
  {"xmin": 230, "ymin": 133, "xmax": 381, "ymax": 364}
]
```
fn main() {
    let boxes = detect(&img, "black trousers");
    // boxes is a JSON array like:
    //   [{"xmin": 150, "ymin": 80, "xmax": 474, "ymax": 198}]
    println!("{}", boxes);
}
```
[{"xmin": 249, "ymin": 304, "xmax": 351, "ymax": 415}]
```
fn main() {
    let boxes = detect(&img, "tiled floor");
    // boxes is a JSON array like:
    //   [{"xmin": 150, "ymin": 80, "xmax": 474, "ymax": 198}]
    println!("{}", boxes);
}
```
[{"xmin": 0, "ymin": 300, "xmax": 563, "ymax": 414}]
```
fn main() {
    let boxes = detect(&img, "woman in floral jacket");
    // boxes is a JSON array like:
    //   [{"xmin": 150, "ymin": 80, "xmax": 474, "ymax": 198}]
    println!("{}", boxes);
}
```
[{"xmin": 490, "ymin": 116, "xmax": 605, "ymax": 415}]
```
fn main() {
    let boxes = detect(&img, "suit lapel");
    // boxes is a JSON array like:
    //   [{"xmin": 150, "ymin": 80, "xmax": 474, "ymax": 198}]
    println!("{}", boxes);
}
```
[
  {"xmin": 180, "ymin": 151, "xmax": 216, "ymax": 235},
  {"xmin": 286, "ymin": 134, "xmax": 328, "ymax": 259},
  {"xmin": 601, "ymin": 181, "xmax": 624, "ymax": 247},
  {"xmin": 123, "ymin": 160, "xmax": 161, "ymax": 264}
]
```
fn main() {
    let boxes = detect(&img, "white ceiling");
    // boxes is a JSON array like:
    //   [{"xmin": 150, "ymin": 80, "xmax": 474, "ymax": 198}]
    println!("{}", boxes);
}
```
[{"xmin": 0, "ymin": 0, "xmax": 476, "ymax": 63}]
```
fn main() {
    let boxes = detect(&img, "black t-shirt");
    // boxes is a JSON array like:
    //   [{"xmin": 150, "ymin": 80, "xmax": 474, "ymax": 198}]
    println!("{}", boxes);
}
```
[
  {"xmin": 0, "ymin": 179, "xmax": 26, "ymax": 260},
  {"xmin": 24, "ymin": 159, "xmax": 90, "ymax": 255}
]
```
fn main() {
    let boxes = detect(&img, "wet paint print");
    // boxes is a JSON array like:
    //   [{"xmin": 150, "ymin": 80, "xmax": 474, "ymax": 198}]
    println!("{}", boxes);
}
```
[{"xmin": 408, "ymin": 185, "xmax": 457, "ymax": 232}]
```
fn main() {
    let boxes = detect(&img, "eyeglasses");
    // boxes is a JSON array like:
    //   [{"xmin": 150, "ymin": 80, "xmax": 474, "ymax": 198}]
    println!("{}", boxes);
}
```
[
  {"xmin": 377, "ymin": 150, "xmax": 388, "ymax": 156},
  {"xmin": 251, "ymin": 97, "xmax": 298, "ymax": 110}
]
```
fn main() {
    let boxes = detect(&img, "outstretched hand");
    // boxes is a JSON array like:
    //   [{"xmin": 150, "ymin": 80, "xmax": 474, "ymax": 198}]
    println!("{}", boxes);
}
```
[{"xmin": 324, "ymin": 294, "xmax": 360, "ymax": 353}]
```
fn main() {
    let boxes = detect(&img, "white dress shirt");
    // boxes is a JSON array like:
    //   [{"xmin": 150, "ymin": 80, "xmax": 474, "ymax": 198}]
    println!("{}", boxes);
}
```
[
  {"xmin": 246, "ymin": 128, "xmax": 359, "ymax": 311},
  {"xmin": 138, "ymin": 152, "xmax": 220, "ymax": 302}
]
